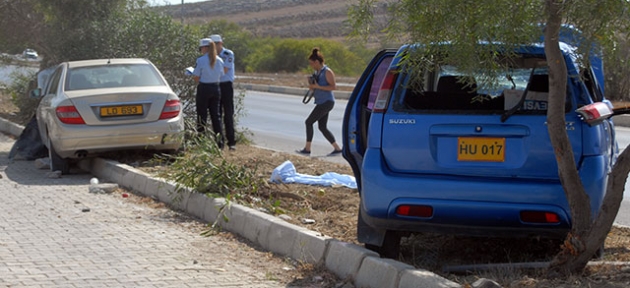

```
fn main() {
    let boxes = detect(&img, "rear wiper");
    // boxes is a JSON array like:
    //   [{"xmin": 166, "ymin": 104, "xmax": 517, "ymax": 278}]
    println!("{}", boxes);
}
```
[
  {"xmin": 506, "ymin": 74, "xmax": 516, "ymax": 90},
  {"xmin": 501, "ymin": 69, "xmax": 536, "ymax": 122}
]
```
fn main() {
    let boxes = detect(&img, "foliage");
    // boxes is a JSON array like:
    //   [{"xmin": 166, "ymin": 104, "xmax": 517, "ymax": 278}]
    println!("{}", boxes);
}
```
[
  {"xmin": 34, "ymin": 0, "xmax": 128, "ymax": 67},
  {"xmin": 4, "ymin": 69, "xmax": 39, "ymax": 123},
  {"xmin": 604, "ymin": 36, "xmax": 630, "ymax": 101},
  {"xmin": 151, "ymin": 127, "xmax": 263, "ymax": 236},
  {"xmin": 349, "ymin": 0, "xmax": 630, "ymax": 101},
  {"xmin": 0, "ymin": 0, "xmax": 371, "ymax": 130},
  {"xmin": 244, "ymin": 37, "xmax": 367, "ymax": 76},
  {"xmin": 199, "ymin": 20, "xmax": 255, "ymax": 73},
  {"xmin": 231, "ymin": 87, "xmax": 253, "ymax": 145},
  {"xmin": 158, "ymin": 131, "xmax": 264, "ymax": 200}
]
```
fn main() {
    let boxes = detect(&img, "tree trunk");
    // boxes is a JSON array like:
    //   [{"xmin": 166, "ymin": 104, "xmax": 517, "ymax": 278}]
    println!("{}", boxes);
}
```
[
  {"xmin": 544, "ymin": 0, "xmax": 591, "ymax": 275},
  {"xmin": 545, "ymin": 0, "xmax": 630, "ymax": 275}
]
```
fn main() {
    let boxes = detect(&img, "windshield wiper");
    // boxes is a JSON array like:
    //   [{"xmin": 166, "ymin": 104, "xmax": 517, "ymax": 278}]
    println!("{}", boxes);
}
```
[{"xmin": 501, "ymin": 69, "xmax": 537, "ymax": 122}]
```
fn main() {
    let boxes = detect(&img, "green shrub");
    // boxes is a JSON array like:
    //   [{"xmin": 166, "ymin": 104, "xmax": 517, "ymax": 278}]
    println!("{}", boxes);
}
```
[
  {"xmin": 244, "ymin": 37, "xmax": 367, "ymax": 76},
  {"xmin": 161, "ymin": 132, "xmax": 264, "ymax": 199},
  {"xmin": 6, "ymin": 69, "xmax": 38, "ymax": 124}
]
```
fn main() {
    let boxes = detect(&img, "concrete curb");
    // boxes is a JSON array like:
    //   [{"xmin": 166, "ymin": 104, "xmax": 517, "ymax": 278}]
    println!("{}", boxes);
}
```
[
  {"xmin": 73, "ymin": 157, "xmax": 461, "ymax": 288},
  {"xmin": 0, "ymin": 116, "xmax": 26, "ymax": 137}
]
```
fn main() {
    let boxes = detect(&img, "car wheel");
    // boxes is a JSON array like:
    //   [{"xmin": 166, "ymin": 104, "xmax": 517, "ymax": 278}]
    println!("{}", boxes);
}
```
[
  {"xmin": 48, "ymin": 138, "xmax": 69, "ymax": 175},
  {"xmin": 592, "ymin": 244, "xmax": 605, "ymax": 260},
  {"xmin": 365, "ymin": 230, "xmax": 401, "ymax": 259}
]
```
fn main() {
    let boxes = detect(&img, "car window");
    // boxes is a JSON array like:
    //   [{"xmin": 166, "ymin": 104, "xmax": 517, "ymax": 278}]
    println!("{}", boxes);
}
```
[
  {"xmin": 393, "ymin": 58, "xmax": 568, "ymax": 114},
  {"xmin": 45, "ymin": 67, "xmax": 63, "ymax": 96},
  {"xmin": 65, "ymin": 63, "xmax": 165, "ymax": 91},
  {"xmin": 581, "ymin": 68, "xmax": 603, "ymax": 103}
]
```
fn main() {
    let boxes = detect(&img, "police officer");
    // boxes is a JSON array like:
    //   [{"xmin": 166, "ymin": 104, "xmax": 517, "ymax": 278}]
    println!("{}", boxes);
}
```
[
  {"xmin": 192, "ymin": 38, "xmax": 225, "ymax": 149},
  {"xmin": 210, "ymin": 34, "xmax": 237, "ymax": 151}
]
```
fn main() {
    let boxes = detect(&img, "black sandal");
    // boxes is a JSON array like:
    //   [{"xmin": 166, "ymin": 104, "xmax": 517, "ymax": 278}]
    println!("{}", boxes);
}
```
[
  {"xmin": 328, "ymin": 149, "xmax": 342, "ymax": 156},
  {"xmin": 295, "ymin": 148, "xmax": 311, "ymax": 155}
]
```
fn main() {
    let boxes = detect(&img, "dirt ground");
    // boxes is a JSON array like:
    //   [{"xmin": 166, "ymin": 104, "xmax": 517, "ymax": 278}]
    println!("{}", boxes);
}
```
[{"xmin": 3, "ymin": 74, "xmax": 630, "ymax": 287}]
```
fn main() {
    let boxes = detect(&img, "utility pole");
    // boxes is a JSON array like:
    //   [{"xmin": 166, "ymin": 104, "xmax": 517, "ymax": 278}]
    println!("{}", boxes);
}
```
[{"xmin": 180, "ymin": 0, "xmax": 184, "ymax": 24}]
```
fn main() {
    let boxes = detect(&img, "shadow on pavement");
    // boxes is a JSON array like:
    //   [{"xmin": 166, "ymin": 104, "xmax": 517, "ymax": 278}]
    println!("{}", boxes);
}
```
[{"xmin": 1, "ymin": 150, "xmax": 93, "ymax": 186}]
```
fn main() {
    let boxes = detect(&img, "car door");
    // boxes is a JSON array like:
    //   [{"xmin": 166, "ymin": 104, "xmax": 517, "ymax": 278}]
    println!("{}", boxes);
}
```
[
  {"xmin": 342, "ymin": 49, "xmax": 396, "ymax": 191},
  {"xmin": 36, "ymin": 65, "xmax": 64, "ymax": 145}
]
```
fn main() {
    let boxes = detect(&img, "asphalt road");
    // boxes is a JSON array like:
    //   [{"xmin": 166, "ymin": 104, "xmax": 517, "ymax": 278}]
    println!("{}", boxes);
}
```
[{"xmin": 239, "ymin": 91, "xmax": 347, "ymax": 164}]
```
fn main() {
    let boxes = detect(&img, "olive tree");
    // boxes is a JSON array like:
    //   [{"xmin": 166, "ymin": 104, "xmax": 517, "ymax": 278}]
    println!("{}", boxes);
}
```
[{"xmin": 348, "ymin": 0, "xmax": 630, "ymax": 275}]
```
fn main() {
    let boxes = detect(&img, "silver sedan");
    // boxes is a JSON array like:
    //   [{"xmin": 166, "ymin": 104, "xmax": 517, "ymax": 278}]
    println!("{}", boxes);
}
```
[{"xmin": 32, "ymin": 58, "xmax": 185, "ymax": 174}]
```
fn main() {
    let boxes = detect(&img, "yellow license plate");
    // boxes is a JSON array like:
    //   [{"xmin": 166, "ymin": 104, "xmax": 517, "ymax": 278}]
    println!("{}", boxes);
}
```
[
  {"xmin": 457, "ymin": 137, "xmax": 505, "ymax": 162},
  {"xmin": 100, "ymin": 105, "xmax": 143, "ymax": 117}
]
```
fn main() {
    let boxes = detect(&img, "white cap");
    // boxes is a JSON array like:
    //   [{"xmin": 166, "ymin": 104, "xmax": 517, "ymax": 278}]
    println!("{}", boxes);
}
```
[
  {"xmin": 199, "ymin": 38, "xmax": 211, "ymax": 47},
  {"xmin": 209, "ymin": 34, "xmax": 222, "ymax": 43}
]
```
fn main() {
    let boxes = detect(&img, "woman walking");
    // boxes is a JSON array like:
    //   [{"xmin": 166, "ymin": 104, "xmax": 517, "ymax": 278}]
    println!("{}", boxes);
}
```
[
  {"xmin": 191, "ymin": 38, "xmax": 225, "ymax": 148},
  {"xmin": 296, "ymin": 48, "xmax": 342, "ymax": 156}
]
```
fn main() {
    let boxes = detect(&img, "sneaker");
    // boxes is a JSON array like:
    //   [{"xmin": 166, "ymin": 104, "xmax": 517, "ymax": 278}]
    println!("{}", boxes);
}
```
[
  {"xmin": 328, "ymin": 149, "xmax": 342, "ymax": 156},
  {"xmin": 229, "ymin": 145, "xmax": 236, "ymax": 151},
  {"xmin": 295, "ymin": 148, "xmax": 311, "ymax": 155}
]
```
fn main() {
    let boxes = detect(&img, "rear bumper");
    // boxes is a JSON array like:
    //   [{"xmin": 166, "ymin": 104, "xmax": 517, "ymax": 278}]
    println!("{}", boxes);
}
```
[
  {"xmin": 360, "ymin": 148, "xmax": 575, "ymax": 238},
  {"xmin": 51, "ymin": 117, "xmax": 184, "ymax": 158},
  {"xmin": 360, "ymin": 199, "xmax": 571, "ymax": 239}
]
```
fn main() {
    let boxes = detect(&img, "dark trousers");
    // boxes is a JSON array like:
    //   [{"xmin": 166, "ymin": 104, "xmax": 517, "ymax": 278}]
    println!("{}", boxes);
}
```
[
  {"xmin": 196, "ymin": 82, "xmax": 223, "ymax": 148},
  {"xmin": 219, "ymin": 81, "xmax": 236, "ymax": 146},
  {"xmin": 305, "ymin": 100, "xmax": 336, "ymax": 143}
]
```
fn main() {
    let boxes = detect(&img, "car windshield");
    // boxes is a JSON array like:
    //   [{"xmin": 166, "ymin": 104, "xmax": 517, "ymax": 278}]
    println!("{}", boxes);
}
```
[{"xmin": 65, "ymin": 63, "xmax": 165, "ymax": 91}]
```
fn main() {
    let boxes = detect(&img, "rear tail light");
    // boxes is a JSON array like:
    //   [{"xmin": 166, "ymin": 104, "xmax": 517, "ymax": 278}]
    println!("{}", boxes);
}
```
[
  {"xmin": 160, "ymin": 99, "xmax": 181, "ymax": 120},
  {"xmin": 373, "ymin": 69, "xmax": 397, "ymax": 113},
  {"xmin": 396, "ymin": 205, "xmax": 433, "ymax": 218},
  {"xmin": 520, "ymin": 211, "xmax": 561, "ymax": 224},
  {"xmin": 56, "ymin": 106, "xmax": 85, "ymax": 124},
  {"xmin": 576, "ymin": 102, "xmax": 613, "ymax": 126}
]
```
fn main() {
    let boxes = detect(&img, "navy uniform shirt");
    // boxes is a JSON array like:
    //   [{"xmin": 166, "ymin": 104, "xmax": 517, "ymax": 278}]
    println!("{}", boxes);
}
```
[
  {"xmin": 218, "ymin": 48, "xmax": 235, "ymax": 83},
  {"xmin": 192, "ymin": 53, "xmax": 225, "ymax": 84}
]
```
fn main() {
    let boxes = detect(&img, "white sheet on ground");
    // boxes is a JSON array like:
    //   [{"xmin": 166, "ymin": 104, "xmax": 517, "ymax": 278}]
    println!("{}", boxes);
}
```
[{"xmin": 270, "ymin": 160, "xmax": 357, "ymax": 189}]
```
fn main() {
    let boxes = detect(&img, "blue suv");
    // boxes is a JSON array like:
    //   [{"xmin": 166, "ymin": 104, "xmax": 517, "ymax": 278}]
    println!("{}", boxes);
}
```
[{"xmin": 342, "ymin": 29, "xmax": 617, "ymax": 257}]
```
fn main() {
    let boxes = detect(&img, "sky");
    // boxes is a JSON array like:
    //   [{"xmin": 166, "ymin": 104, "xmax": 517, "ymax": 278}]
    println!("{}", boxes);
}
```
[{"xmin": 149, "ymin": 0, "xmax": 209, "ymax": 6}]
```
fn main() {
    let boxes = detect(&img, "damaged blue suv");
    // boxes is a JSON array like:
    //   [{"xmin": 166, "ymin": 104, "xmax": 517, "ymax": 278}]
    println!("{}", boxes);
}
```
[{"xmin": 342, "ymin": 29, "xmax": 618, "ymax": 257}]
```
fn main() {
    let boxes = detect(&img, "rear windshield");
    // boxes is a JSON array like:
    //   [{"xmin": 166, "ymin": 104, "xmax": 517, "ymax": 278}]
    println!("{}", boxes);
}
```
[
  {"xmin": 393, "ymin": 58, "xmax": 570, "ymax": 114},
  {"xmin": 65, "ymin": 63, "xmax": 165, "ymax": 91}
]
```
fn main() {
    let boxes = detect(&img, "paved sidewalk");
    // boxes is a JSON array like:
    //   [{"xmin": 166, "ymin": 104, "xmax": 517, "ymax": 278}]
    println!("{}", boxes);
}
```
[{"xmin": 0, "ymin": 133, "xmax": 298, "ymax": 288}]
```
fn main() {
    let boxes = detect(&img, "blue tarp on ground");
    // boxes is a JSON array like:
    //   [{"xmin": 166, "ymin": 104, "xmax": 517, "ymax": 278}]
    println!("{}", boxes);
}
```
[{"xmin": 269, "ymin": 160, "xmax": 357, "ymax": 189}]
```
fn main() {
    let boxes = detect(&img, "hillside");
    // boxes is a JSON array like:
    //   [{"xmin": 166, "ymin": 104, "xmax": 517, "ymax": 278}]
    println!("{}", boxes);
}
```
[{"xmin": 155, "ymin": 0, "xmax": 392, "ymax": 40}]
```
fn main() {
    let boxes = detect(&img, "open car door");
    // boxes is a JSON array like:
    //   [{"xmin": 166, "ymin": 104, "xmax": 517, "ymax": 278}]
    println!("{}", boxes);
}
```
[{"xmin": 342, "ymin": 49, "xmax": 396, "ymax": 192}]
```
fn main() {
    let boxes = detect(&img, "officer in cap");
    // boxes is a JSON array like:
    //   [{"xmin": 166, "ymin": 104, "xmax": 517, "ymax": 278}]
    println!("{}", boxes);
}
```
[
  {"xmin": 210, "ymin": 34, "xmax": 237, "ymax": 151},
  {"xmin": 191, "ymin": 38, "xmax": 225, "ymax": 148}
]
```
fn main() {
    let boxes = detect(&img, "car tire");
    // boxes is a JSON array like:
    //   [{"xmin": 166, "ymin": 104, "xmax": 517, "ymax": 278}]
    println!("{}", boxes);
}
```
[
  {"xmin": 365, "ymin": 230, "xmax": 401, "ymax": 259},
  {"xmin": 48, "ymin": 138, "xmax": 69, "ymax": 175},
  {"xmin": 593, "ymin": 244, "xmax": 605, "ymax": 260}
]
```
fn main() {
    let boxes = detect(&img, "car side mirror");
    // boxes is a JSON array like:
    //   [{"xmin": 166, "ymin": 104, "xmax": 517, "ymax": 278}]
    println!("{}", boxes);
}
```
[{"xmin": 29, "ymin": 88, "xmax": 42, "ymax": 99}]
